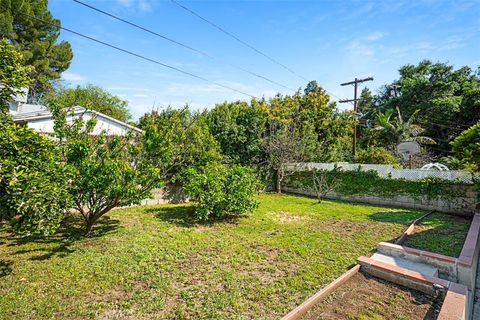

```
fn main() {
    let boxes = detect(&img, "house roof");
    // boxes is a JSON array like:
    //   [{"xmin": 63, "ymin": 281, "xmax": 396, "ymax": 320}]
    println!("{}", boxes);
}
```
[{"xmin": 13, "ymin": 106, "xmax": 143, "ymax": 134}]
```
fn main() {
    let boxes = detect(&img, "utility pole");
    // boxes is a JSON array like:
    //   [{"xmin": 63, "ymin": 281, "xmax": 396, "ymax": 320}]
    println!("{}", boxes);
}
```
[
  {"xmin": 390, "ymin": 84, "xmax": 401, "ymax": 97},
  {"xmin": 339, "ymin": 76, "xmax": 374, "ymax": 156}
]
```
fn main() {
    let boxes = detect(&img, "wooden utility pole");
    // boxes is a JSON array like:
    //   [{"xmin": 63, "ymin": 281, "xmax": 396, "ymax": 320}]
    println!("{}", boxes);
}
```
[
  {"xmin": 390, "ymin": 84, "xmax": 401, "ymax": 97},
  {"xmin": 339, "ymin": 76, "xmax": 373, "ymax": 156}
]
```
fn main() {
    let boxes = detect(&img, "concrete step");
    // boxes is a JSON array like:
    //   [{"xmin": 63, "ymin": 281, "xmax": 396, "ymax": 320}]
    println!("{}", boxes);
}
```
[
  {"xmin": 358, "ymin": 256, "xmax": 449, "ymax": 296},
  {"xmin": 371, "ymin": 252, "xmax": 439, "ymax": 277}
]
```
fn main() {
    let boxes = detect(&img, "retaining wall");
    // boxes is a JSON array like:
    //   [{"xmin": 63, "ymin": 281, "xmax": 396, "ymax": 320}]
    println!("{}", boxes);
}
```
[
  {"xmin": 282, "ymin": 186, "xmax": 477, "ymax": 215},
  {"xmin": 141, "ymin": 187, "xmax": 188, "ymax": 206}
]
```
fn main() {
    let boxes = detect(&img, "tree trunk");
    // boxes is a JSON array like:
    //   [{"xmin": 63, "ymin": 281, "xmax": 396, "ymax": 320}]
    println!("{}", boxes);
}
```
[
  {"xmin": 84, "ymin": 218, "xmax": 95, "ymax": 237},
  {"xmin": 276, "ymin": 168, "xmax": 282, "ymax": 194}
]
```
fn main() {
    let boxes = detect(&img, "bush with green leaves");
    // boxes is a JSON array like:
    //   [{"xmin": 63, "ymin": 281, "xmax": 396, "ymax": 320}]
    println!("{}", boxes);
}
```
[
  {"xmin": 0, "ymin": 122, "xmax": 72, "ymax": 235},
  {"xmin": 184, "ymin": 163, "xmax": 260, "ymax": 220},
  {"xmin": 354, "ymin": 146, "xmax": 400, "ymax": 165},
  {"xmin": 50, "ymin": 104, "xmax": 163, "ymax": 236},
  {"xmin": 450, "ymin": 121, "xmax": 480, "ymax": 171},
  {"xmin": 138, "ymin": 108, "xmax": 222, "ymax": 184},
  {"xmin": 0, "ymin": 39, "xmax": 32, "ymax": 112}
]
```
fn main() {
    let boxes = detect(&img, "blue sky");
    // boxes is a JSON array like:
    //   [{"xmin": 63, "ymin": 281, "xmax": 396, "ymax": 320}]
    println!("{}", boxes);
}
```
[{"xmin": 50, "ymin": 0, "xmax": 480, "ymax": 119}]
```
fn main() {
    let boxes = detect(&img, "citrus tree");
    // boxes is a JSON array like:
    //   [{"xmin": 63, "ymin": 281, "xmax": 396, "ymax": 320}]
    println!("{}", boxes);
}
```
[{"xmin": 51, "ymin": 104, "xmax": 163, "ymax": 236}]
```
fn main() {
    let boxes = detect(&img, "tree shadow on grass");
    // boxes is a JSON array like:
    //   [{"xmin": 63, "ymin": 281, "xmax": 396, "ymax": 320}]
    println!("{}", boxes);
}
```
[
  {"xmin": 401, "ymin": 217, "xmax": 471, "ymax": 258},
  {"xmin": 368, "ymin": 211, "xmax": 471, "ymax": 255},
  {"xmin": 368, "ymin": 210, "xmax": 425, "ymax": 225},
  {"xmin": 146, "ymin": 205, "xmax": 243, "ymax": 228},
  {"xmin": 364, "ymin": 210, "xmax": 426, "ymax": 244},
  {"xmin": 6, "ymin": 214, "xmax": 121, "ymax": 261},
  {"xmin": 0, "ymin": 260, "xmax": 12, "ymax": 277}
]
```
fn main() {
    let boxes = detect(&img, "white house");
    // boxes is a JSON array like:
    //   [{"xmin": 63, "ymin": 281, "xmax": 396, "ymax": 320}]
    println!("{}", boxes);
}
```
[{"xmin": 8, "ymin": 90, "xmax": 142, "ymax": 136}]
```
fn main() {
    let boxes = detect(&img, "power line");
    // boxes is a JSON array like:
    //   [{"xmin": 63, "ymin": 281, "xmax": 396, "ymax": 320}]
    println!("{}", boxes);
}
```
[
  {"xmin": 426, "ymin": 119, "xmax": 472, "ymax": 130},
  {"xmin": 78, "ymin": 0, "xmax": 345, "ymax": 105},
  {"xmin": 70, "ymin": 0, "xmax": 348, "ymax": 106},
  {"xmin": 4, "ymin": 5, "xmax": 256, "ymax": 99},
  {"xmin": 359, "ymin": 119, "xmax": 469, "ymax": 132},
  {"xmin": 169, "ymin": 0, "xmax": 308, "ymax": 82},
  {"xmin": 426, "ymin": 122, "xmax": 469, "ymax": 131},
  {"xmin": 72, "ymin": 0, "xmax": 295, "ymax": 92}
]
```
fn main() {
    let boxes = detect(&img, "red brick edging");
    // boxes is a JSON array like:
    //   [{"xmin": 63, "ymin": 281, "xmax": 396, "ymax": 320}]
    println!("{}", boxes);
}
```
[
  {"xmin": 437, "ymin": 282, "xmax": 468, "ymax": 320},
  {"xmin": 378, "ymin": 242, "xmax": 457, "ymax": 265},
  {"xmin": 358, "ymin": 255, "xmax": 468, "ymax": 320},
  {"xmin": 458, "ymin": 212, "xmax": 480, "ymax": 267},
  {"xmin": 357, "ymin": 256, "xmax": 450, "ymax": 294}
]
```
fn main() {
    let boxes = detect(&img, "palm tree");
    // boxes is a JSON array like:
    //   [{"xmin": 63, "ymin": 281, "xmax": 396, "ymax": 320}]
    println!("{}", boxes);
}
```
[{"xmin": 374, "ymin": 107, "xmax": 435, "ymax": 146}]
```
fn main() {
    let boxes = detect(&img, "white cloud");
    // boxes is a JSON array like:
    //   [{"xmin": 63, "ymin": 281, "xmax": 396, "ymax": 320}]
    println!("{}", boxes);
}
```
[
  {"xmin": 346, "ymin": 41, "xmax": 375, "ymax": 57},
  {"xmin": 62, "ymin": 72, "xmax": 86, "ymax": 82},
  {"xmin": 416, "ymin": 41, "xmax": 433, "ymax": 51},
  {"xmin": 115, "ymin": 0, "xmax": 153, "ymax": 13},
  {"xmin": 107, "ymin": 86, "xmax": 153, "ymax": 92},
  {"xmin": 342, "ymin": 2, "xmax": 375, "ymax": 20},
  {"xmin": 363, "ymin": 31, "xmax": 386, "ymax": 42}
]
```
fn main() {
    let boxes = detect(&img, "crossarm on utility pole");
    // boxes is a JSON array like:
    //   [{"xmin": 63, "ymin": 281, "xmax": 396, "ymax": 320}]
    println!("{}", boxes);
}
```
[{"xmin": 338, "ymin": 76, "xmax": 374, "ymax": 156}]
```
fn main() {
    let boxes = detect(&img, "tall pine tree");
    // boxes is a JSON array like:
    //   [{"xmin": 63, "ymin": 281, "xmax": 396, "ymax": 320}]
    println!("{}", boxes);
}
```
[{"xmin": 0, "ymin": 0, "xmax": 73, "ymax": 100}]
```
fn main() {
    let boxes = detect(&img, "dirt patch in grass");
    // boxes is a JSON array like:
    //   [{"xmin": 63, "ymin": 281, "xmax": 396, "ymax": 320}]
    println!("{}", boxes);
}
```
[
  {"xmin": 268, "ymin": 211, "xmax": 305, "ymax": 223},
  {"xmin": 97, "ymin": 308, "xmax": 139, "ymax": 320},
  {"xmin": 302, "ymin": 272, "xmax": 441, "ymax": 320},
  {"xmin": 403, "ymin": 212, "xmax": 471, "ymax": 257}
]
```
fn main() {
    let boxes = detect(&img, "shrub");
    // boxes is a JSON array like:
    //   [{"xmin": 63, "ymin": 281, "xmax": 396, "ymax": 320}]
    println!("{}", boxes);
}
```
[
  {"xmin": 0, "ymin": 39, "xmax": 32, "ymax": 112},
  {"xmin": 184, "ymin": 163, "xmax": 260, "ymax": 220},
  {"xmin": 354, "ymin": 146, "xmax": 400, "ymax": 165},
  {"xmin": 51, "ymin": 104, "xmax": 163, "ymax": 236},
  {"xmin": 0, "ymin": 123, "xmax": 72, "ymax": 235},
  {"xmin": 450, "ymin": 121, "xmax": 480, "ymax": 171}
]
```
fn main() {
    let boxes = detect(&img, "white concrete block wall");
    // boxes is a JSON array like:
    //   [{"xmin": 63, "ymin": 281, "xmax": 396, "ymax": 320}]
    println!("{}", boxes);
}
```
[{"xmin": 282, "ymin": 186, "xmax": 477, "ymax": 215}]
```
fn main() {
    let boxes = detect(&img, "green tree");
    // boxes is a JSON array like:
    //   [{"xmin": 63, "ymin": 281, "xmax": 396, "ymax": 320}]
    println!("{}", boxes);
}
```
[
  {"xmin": 259, "ymin": 92, "xmax": 313, "ymax": 192},
  {"xmin": 357, "ymin": 87, "xmax": 375, "ymax": 120},
  {"xmin": 139, "ymin": 107, "xmax": 221, "ymax": 184},
  {"xmin": 375, "ymin": 60, "xmax": 480, "ymax": 156},
  {"xmin": 264, "ymin": 124, "xmax": 317, "ymax": 193},
  {"xmin": 0, "ymin": 39, "xmax": 67, "ymax": 236},
  {"xmin": 354, "ymin": 146, "xmax": 400, "ymax": 165},
  {"xmin": 257, "ymin": 86, "xmax": 354, "ymax": 191},
  {"xmin": 0, "ymin": 0, "xmax": 73, "ymax": 98},
  {"xmin": 206, "ymin": 100, "xmax": 266, "ymax": 165},
  {"xmin": 0, "ymin": 39, "xmax": 32, "ymax": 113},
  {"xmin": 51, "ymin": 104, "xmax": 163, "ymax": 236},
  {"xmin": 450, "ymin": 121, "xmax": 480, "ymax": 171},
  {"xmin": 0, "ymin": 123, "xmax": 72, "ymax": 235},
  {"xmin": 51, "ymin": 84, "xmax": 132, "ymax": 122},
  {"xmin": 301, "ymin": 85, "xmax": 355, "ymax": 162},
  {"xmin": 374, "ymin": 107, "xmax": 435, "ymax": 148},
  {"xmin": 304, "ymin": 80, "xmax": 321, "ymax": 95}
]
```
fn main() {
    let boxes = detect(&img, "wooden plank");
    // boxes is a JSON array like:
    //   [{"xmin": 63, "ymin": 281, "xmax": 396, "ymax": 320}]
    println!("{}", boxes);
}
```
[{"xmin": 282, "ymin": 264, "xmax": 360, "ymax": 320}]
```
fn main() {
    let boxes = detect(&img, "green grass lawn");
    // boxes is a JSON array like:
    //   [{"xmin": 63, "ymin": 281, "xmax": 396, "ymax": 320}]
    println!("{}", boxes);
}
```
[
  {"xmin": 0, "ymin": 193, "xmax": 425, "ymax": 319},
  {"xmin": 403, "ymin": 212, "xmax": 471, "ymax": 257}
]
